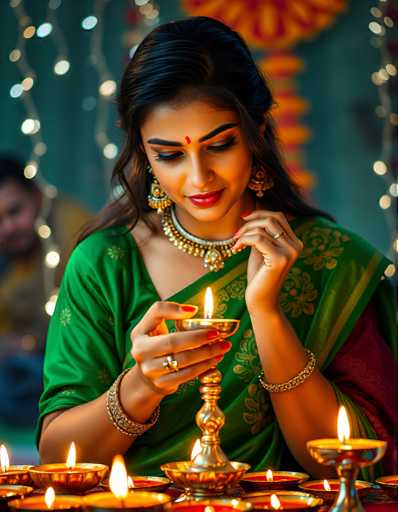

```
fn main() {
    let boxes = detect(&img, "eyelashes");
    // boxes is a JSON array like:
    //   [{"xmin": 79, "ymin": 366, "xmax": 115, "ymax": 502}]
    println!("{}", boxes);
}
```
[{"xmin": 154, "ymin": 136, "xmax": 237, "ymax": 162}]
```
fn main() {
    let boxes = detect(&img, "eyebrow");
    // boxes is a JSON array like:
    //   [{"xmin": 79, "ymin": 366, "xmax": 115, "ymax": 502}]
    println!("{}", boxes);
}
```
[{"xmin": 146, "ymin": 122, "xmax": 238, "ymax": 147}]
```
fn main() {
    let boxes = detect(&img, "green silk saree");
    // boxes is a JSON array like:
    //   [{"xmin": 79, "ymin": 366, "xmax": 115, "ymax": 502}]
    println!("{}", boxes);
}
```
[{"xmin": 37, "ymin": 216, "xmax": 396, "ymax": 476}]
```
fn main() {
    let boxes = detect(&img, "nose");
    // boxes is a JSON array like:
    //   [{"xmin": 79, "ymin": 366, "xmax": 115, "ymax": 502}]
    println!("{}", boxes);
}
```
[{"xmin": 188, "ymin": 154, "xmax": 214, "ymax": 190}]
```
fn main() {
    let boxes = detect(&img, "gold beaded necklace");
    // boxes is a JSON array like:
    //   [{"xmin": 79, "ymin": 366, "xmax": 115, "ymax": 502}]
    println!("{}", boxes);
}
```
[{"xmin": 161, "ymin": 206, "xmax": 238, "ymax": 272}]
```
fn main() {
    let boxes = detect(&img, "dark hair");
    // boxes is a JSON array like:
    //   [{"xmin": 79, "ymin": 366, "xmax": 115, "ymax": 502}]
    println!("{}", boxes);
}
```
[
  {"xmin": 79, "ymin": 16, "xmax": 332, "ymax": 242},
  {"xmin": 0, "ymin": 155, "xmax": 36, "ymax": 191}
]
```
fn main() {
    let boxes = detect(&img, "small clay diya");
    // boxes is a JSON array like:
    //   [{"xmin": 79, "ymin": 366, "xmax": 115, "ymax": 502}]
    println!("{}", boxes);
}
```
[
  {"xmin": 102, "ymin": 476, "xmax": 170, "ymax": 493},
  {"xmin": 240, "ymin": 472, "xmax": 309, "ymax": 491},
  {"xmin": 243, "ymin": 491, "xmax": 322, "ymax": 511},
  {"xmin": 299, "ymin": 479, "xmax": 373, "ymax": 503},
  {"xmin": 375, "ymin": 475, "xmax": 398, "ymax": 500}
]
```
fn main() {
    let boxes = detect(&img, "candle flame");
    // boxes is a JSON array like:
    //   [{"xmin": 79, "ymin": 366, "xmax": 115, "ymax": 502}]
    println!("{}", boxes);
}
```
[
  {"xmin": 204, "ymin": 507, "xmax": 216, "ymax": 512},
  {"xmin": 66, "ymin": 442, "xmax": 76, "ymax": 469},
  {"xmin": 337, "ymin": 406, "xmax": 350, "ymax": 443},
  {"xmin": 204, "ymin": 287, "xmax": 214, "ymax": 319},
  {"xmin": 191, "ymin": 439, "xmax": 201, "ymax": 460},
  {"xmin": 323, "ymin": 479, "xmax": 331, "ymax": 491},
  {"xmin": 270, "ymin": 494, "xmax": 281, "ymax": 510},
  {"xmin": 266, "ymin": 469, "xmax": 273, "ymax": 482},
  {"xmin": 45, "ymin": 487, "xmax": 55, "ymax": 509},
  {"xmin": 128, "ymin": 476, "xmax": 134, "ymax": 489},
  {"xmin": 109, "ymin": 455, "xmax": 129, "ymax": 499},
  {"xmin": 0, "ymin": 445, "xmax": 10, "ymax": 472}
]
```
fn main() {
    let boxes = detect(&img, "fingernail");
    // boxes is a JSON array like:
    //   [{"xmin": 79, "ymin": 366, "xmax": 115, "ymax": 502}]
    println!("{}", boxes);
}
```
[
  {"xmin": 207, "ymin": 330, "xmax": 219, "ymax": 340},
  {"xmin": 181, "ymin": 305, "xmax": 197, "ymax": 312},
  {"xmin": 220, "ymin": 341, "xmax": 232, "ymax": 351},
  {"xmin": 214, "ymin": 355, "xmax": 224, "ymax": 362},
  {"xmin": 240, "ymin": 210, "xmax": 252, "ymax": 218}
]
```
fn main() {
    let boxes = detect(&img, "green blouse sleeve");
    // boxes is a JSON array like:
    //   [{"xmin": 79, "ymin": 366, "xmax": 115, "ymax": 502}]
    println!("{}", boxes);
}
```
[{"xmin": 36, "ymin": 231, "xmax": 124, "ymax": 445}]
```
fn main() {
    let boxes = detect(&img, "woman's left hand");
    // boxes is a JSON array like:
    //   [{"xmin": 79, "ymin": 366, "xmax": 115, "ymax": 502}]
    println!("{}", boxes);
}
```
[{"xmin": 232, "ymin": 210, "xmax": 303, "ymax": 312}]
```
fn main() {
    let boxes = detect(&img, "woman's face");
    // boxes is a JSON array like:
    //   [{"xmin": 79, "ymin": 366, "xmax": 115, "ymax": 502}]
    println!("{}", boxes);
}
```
[{"xmin": 140, "ymin": 100, "xmax": 253, "ymax": 228}]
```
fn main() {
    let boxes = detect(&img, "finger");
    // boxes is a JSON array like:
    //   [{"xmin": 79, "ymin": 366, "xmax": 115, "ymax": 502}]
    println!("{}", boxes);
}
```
[
  {"xmin": 242, "ymin": 210, "xmax": 299, "ymax": 242},
  {"xmin": 131, "ymin": 328, "xmax": 220, "ymax": 362},
  {"xmin": 238, "ymin": 218, "xmax": 301, "ymax": 250},
  {"xmin": 142, "ymin": 340, "xmax": 232, "ymax": 377},
  {"xmin": 132, "ymin": 301, "xmax": 198, "ymax": 338},
  {"xmin": 156, "ymin": 355, "xmax": 225, "ymax": 390},
  {"xmin": 232, "ymin": 232, "xmax": 292, "ymax": 264}
]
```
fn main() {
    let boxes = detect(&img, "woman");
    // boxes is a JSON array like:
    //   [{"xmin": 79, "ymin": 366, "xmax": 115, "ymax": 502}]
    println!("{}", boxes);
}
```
[{"xmin": 37, "ymin": 17, "xmax": 397, "ymax": 478}]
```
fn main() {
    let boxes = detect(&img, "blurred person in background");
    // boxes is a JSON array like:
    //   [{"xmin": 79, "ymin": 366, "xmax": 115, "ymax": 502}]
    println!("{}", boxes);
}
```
[{"xmin": 0, "ymin": 155, "xmax": 91, "ymax": 427}]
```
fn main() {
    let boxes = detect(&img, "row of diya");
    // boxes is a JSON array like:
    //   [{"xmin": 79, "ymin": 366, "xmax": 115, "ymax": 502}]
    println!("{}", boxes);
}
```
[{"xmin": 0, "ymin": 438, "xmax": 397, "ymax": 512}]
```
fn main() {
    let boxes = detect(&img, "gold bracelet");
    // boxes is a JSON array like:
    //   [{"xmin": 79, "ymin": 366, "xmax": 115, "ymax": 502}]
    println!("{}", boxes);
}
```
[
  {"xmin": 258, "ymin": 349, "xmax": 317, "ymax": 393},
  {"xmin": 106, "ymin": 368, "xmax": 160, "ymax": 437}
]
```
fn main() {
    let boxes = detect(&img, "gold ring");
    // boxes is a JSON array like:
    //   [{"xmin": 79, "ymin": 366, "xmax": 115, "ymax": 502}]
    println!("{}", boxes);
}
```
[
  {"xmin": 272, "ymin": 231, "xmax": 284, "ymax": 240},
  {"xmin": 163, "ymin": 354, "xmax": 179, "ymax": 373}
]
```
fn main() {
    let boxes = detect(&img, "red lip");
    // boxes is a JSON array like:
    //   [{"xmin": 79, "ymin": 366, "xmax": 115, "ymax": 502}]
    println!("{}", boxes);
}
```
[{"xmin": 188, "ymin": 189, "xmax": 224, "ymax": 208}]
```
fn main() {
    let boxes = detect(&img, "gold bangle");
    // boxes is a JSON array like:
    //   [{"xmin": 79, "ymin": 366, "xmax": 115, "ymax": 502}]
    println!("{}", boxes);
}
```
[
  {"xmin": 258, "ymin": 349, "xmax": 317, "ymax": 393},
  {"xmin": 106, "ymin": 368, "xmax": 160, "ymax": 437}
]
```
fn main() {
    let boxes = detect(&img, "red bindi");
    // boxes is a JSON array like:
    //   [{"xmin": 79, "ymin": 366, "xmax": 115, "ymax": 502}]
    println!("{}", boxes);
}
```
[{"xmin": 185, "ymin": 136, "xmax": 191, "ymax": 144}]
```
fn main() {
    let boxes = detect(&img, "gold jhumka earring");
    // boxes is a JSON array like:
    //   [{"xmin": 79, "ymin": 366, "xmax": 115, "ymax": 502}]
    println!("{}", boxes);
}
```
[
  {"xmin": 147, "ymin": 166, "xmax": 172, "ymax": 214},
  {"xmin": 247, "ymin": 168, "xmax": 273, "ymax": 197}
]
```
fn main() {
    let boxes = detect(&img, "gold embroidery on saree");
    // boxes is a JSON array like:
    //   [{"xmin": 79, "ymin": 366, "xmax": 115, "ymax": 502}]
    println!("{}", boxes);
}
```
[
  {"xmin": 243, "ymin": 383, "xmax": 270, "ymax": 435},
  {"xmin": 107, "ymin": 245, "xmax": 126, "ymax": 260},
  {"xmin": 60, "ymin": 307, "xmax": 72, "ymax": 326},
  {"xmin": 280, "ymin": 268, "xmax": 318, "ymax": 317},
  {"xmin": 300, "ymin": 227, "xmax": 350, "ymax": 270},
  {"xmin": 233, "ymin": 329, "xmax": 261, "ymax": 382}
]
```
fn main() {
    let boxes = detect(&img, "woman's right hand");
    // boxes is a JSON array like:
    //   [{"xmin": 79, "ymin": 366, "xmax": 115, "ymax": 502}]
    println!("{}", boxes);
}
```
[{"xmin": 130, "ymin": 301, "xmax": 231, "ymax": 396}]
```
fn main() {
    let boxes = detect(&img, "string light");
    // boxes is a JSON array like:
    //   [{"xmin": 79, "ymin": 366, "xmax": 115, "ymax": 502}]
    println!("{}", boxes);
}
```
[
  {"xmin": 9, "ymin": 0, "xmax": 62, "ymax": 316},
  {"xmin": 369, "ymin": 0, "xmax": 397, "ymax": 266}
]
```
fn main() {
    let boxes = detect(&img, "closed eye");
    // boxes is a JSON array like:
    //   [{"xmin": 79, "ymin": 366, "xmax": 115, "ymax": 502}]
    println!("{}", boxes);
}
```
[{"xmin": 154, "ymin": 136, "xmax": 237, "ymax": 162}]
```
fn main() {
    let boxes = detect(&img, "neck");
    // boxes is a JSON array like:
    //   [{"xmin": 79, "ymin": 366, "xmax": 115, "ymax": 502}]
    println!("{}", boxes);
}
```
[{"xmin": 174, "ymin": 193, "xmax": 254, "ymax": 241}]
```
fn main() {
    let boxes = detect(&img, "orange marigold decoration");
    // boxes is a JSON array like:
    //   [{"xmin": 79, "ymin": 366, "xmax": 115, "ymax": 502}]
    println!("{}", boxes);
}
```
[
  {"xmin": 182, "ymin": 0, "xmax": 348, "ymax": 192},
  {"xmin": 182, "ymin": 0, "xmax": 347, "ymax": 49},
  {"xmin": 259, "ymin": 51, "xmax": 314, "ymax": 190}
]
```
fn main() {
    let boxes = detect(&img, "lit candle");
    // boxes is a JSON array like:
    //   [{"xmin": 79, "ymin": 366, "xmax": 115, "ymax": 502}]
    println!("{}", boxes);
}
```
[
  {"xmin": 244, "ymin": 492, "xmax": 322, "ymax": 510},
  {"xmin": 0, "ymin": 444, "xmax": 32, "ymax": 485},
  {"xmin": 84, "ymin": 455, "xmax": 171, "ymax": 512},
  {"xmin": 307, "ymin": 406, "xmax": 387, "ymax": 461},
  {"xmin": 175, "ymin": 288, "xmax": 239, "ymax": 338},
  {"xmin": 29, "ymin": 442, "xmax": 108, "ymax": 493},
  {"xmin": 241, "ymin": 470, "xmax": 309, "ymax": 490},
  {"xmin": 8, "ymin": 486, "xmax": 82, "ymax": 511},
  {"xmin": 299, "ymin": 478, "xmax": 373, "ymax": 503}
]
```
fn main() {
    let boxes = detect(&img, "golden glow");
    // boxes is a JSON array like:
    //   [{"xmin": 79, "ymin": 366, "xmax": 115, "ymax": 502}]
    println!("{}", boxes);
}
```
[
  {"xmin": 44, "ymin": 487, "xmax": 55, "ymax": 509},
  {"xmin": 204, "ymin": 507, "xmax": 216, "ymax": 512},
  {"xmin": 66, "ymin": 442, "xmax": 76, "ymax": 469},
  {"xmin": 337, "ymin": 406, "xmax": 350, "ymax": 443},
  {"xmin": 270, "ymin": 494, "xmax": 281, "ymax": 510},
  {"xmin": 266, "ymin": 469, "xmax": 273, "ymax": 482},
  {"xmin": 127, "ymin": 476, "xmax": 134, "ymax": 489},
  {"xmin": 323, "ymin": 479, "xmax": 331, "ymax": 491},
  {"xmin": 0, "ymin": 444, "xmax": 10, "ymax": 472},
  {"xmin": 109, "ymin": 455, "xmax": 129, "ymax": 499},
  {"xmin": 191, "ymin": 439, "xmax": 201, "ymax": 460},
  {"xmin": 204, "ymin": 287, "xmax": 214, "ymax": 319}
]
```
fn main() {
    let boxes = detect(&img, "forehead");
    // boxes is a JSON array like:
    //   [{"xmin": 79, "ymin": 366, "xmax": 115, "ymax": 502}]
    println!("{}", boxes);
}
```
[{"xmin": 140, "ymin": 100, "xmax": 239, "ymax": 140}]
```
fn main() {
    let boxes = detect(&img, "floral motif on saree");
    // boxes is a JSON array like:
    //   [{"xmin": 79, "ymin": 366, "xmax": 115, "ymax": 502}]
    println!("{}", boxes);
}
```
[{"xmin": 299, "ymin": 226, "xmax": 350, "ymax": 270}]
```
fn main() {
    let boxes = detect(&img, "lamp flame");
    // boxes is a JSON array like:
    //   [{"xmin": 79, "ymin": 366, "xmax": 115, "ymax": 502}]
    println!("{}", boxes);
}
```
[
  {"xmin": 66, "ymin": 442, "xmax": 76, "ymax": 469},
  {"xmin": 44, "ymin": 487, "xmax": 55, "ymax": 509},
  {"xmin": 191, "ymin": 439, "xmax": 201, "ymax": 460},
  {"xmin": 270, "ymin": 494, "xmax": 281, "ymax": 510},
  {"xmin": 109, "ymin": 455, "xmax": 129, "ymax": 499},
  {"xmin": 266, "ymin": 469, "xmax": 273, "ymax": 481},
  {"xmin": 337, "ymin": 406, "xmax": 350, "ymax": 443},
  {"xmin": 204, "ymin": 507, "xmax": 216, "ymax": 512},
  {"xmin": 0, "ymin": 445, "xmax": 10, "ymax": 472},
  {"xmin": 204, "ymin": 287, "xmax": 214, "ymax": 319},
  {"xmin": 128, "ymin": 476, "xmax": 134, "ymax": 489},
  {"xmin": 323, "ymin": 479, "xmax": 331, "ymax": 491}
]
